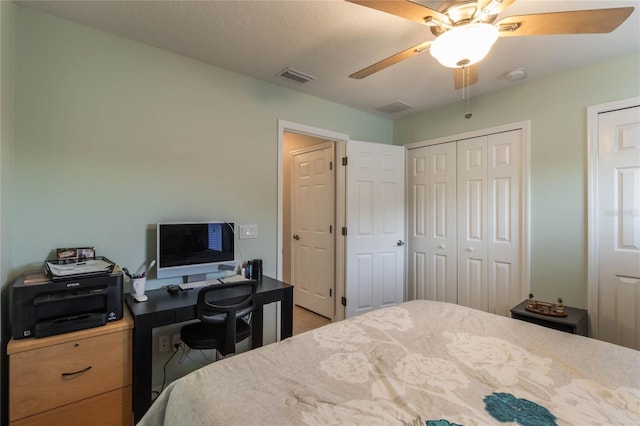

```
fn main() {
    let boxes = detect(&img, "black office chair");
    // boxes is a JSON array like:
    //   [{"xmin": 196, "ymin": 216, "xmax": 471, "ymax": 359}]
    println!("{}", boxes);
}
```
[{"xmin": 180, "ymin": 280, "xmax": 257, "ymax": 359}]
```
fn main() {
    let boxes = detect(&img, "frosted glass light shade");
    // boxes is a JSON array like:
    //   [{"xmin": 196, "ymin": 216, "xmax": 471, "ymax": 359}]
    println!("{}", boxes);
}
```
[{"xmin": 430, "ymin": 23, "xmax": 499, "ymax": 68}]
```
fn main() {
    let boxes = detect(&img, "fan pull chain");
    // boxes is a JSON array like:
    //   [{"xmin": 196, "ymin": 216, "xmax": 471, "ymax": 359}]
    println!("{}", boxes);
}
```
[{"xmin": 463, "ymin": 65, "xmax": 472, "ymax": 119}]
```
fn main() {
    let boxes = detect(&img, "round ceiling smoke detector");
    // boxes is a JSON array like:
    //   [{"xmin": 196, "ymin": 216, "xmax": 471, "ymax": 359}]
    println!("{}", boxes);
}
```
[{"xmin": 506, "ymin": 68, "xmax": 527, "ymax": 82}]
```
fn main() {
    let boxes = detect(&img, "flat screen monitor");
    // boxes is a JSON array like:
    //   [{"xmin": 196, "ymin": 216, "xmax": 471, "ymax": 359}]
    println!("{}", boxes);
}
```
[{"xmin": 156, "ymin": 221, "xmax": 235, "ymax": 281}]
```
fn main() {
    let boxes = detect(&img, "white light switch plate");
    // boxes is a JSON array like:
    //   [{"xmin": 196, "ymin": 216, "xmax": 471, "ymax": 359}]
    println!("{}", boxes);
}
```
[{"xmin": 239, "ymin": 224, "xmax": 258, "ymax": 239}]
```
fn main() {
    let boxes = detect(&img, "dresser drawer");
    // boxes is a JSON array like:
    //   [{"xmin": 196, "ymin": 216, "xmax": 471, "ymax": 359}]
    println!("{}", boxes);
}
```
[
  {"xmin": 11, "ymin": 386, "xmax": 132, "ymax": 426},
  {"xmin": 10, "ymin": 329, "xmax": 132, "ymax": 422}
]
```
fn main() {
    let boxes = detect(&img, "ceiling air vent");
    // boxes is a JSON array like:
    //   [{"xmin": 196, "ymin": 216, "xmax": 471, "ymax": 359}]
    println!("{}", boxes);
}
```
[
  {"xmin": 375, "ymin": 101, "xmax": 414, "ymax": 115},
  {"xmin": 279, "ymin": 68, "xmax": 316, "ymax": 84}
]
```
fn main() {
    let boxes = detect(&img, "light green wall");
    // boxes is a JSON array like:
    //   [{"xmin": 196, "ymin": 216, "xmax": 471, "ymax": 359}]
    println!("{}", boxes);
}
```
[
  {"xmin": 395, "ymin": 52, "xmax": 640, "ymax": 308},
  {"xmin": 11, "ymin": 5, "xmax": 392, "ymax": 285},
  {"xmin": 1, "ymin": 0, "xmax": 16, "ymax": 418},
  {"xmin": 1, "ymin": 1, "xmax": 16, "ymax": 312},
  {"xmin": 1, "ymin": 0, "xmax": 15, "ymax": 292}
]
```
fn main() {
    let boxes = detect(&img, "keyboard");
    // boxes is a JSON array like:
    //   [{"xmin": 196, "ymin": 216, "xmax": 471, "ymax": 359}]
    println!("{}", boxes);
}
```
[
  {"xmin": 178, "ymin": 279, "xmax": 220, "ymax": 291},
  {"xmin": 178, "ymin": 275, "xmax": 247, "ymax": 290},
  {"xmin": 219, "ymin": 274, "xmax": 248, "ymax": 283}
]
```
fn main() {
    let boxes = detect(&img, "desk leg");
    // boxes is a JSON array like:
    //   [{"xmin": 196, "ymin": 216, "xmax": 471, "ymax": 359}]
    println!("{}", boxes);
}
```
[
  {"xmin": 132, "ymin": 318, "xmax": 153, "ymax": 424},
  {"xmin": 252, "ymin": 303, "xmax": 264, "ymax": 349},
  {"xmin": 281, "ymin": 286, "xmax": 293, "ymax": 340},
  {"xmin": 251, "ymin": 287, "xmax": 293, "ymax": 348}
]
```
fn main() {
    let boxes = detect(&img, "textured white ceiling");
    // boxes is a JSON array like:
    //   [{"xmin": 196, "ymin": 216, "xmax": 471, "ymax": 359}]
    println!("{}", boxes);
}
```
[{"xmin": 15, "ymin": 0, "xmax": 640, "ymax": 118}]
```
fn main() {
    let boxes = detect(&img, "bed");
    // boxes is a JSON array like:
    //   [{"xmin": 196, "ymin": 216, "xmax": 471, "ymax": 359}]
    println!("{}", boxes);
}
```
[{"xmin": 138, "ymin": 300, "xmax": 639, "ymax": 425}]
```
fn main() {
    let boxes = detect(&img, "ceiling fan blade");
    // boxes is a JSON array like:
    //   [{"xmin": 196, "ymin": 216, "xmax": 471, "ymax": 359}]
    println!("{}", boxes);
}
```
[
  {"xmin": 496, "ymin": 7, "xmax": 634, "ymax": 37},
  {"xmin": 453, "ymin": 65, "xmax": 479, "ymax": 89},
  {"xmin": 349, "ymin": 41, "xmax": 431, "ymax": 79},
  {"xmin": 346, "ymin": 0, "xmax": 449, "ymax": 25}
]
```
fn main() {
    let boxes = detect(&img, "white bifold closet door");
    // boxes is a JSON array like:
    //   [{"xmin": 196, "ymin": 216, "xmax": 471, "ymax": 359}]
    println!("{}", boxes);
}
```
[
  {"xmin": 457, "ymin": 132, "xmax": 522, "ymax": 316},
  {"xmin": 407, "ymin": 142, "xmax": 457, "ymax": 303},
  {"xmin": 408, "ymin": 129, "xmax": 523, "ymax": 317}
]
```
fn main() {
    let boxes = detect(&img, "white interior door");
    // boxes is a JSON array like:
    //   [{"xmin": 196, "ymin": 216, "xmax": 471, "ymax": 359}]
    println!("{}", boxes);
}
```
[
  {"xmin": 346, "ymin": 140, "xmax": 405, "ymax": 317},
  {"xmin": 597, "ymin": 105, "xmax": 640, "ymax": 349},
  {"xmin": 292, "ymin": 143, "xmax": 335, "ymax": 318},
  {"xmin": 408, "ymin": 142, "xmax": 457, "ymax": 302}
]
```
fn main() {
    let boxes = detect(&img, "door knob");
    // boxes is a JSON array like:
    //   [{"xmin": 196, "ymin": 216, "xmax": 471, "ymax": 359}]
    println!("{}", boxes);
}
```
[
  {"xmin": 466, "ymin": 247, "xmax": 474, "ymax": 252},
  {"xmin": 396, "ymin": 240, "xmax": 405, "ymax": 246},
  {"xmin": 293, "ymin": 234, "xmax": 300, "ymax": 240},
  {"xmin": 438, "ymin": 244, "xmax": 445, "ymax": 249}
]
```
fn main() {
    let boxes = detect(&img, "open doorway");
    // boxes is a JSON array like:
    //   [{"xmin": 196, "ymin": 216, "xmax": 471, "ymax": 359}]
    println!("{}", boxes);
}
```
[
  {"xmin": 277, "ymin": 121, "xmax": 348, "ymax": 321},
  {"xmin": 289, "ymin": 141, "xmax": 335, "ymax": 318}
]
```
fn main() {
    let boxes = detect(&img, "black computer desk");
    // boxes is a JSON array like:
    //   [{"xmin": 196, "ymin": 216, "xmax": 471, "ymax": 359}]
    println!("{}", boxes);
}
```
[{"xmin": 125, "ymin": 276, "xmax": 293, "ymax": 423}]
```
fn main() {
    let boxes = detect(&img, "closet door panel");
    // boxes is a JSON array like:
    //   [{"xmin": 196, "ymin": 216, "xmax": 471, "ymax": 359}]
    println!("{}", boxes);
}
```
[
  {"xmin": 463, "ymin": 258, "xmax": 485, "ymax": 309},
  {"xmin": 487, "ymin": 130, "xmax": 523, "ymax": 316},
  {"xmin": 407, "ymin": 149, "xmax": 429, "ymax": 300},
  {"xmin": 429, "ymin": 143, "xmax": 458, "ymax": 303},
  {"xmin": 458, "ymin": 137, "xmax": 489, "ymax": 311},
  {"xmin": 407, "ymin": 143, "xmax": 457, "ymax": 303}
]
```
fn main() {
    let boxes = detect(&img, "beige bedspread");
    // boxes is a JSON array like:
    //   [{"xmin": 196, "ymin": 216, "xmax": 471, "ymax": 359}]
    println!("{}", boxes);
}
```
[{"xmin": 138, "ymin": 300, "xmax": 639, "ymax": 425}]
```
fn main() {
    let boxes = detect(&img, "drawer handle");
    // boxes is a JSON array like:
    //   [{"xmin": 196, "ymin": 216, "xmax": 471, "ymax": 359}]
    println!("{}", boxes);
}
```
[{"xmin": 61, "ymin": 366, "xmax": 92, "ymax": 377}]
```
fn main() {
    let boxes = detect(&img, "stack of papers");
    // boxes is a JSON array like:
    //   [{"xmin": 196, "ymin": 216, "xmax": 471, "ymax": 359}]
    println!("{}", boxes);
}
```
[{"xmin": 46, "ymin": 259, "xmax": 113, "ymax": 277}]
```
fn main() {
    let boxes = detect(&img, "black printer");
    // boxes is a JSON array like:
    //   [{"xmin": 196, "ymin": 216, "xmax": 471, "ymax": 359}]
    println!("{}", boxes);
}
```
[{"xmin": 11, "ymin": 269, "xmax": 123, "ymax": 339}]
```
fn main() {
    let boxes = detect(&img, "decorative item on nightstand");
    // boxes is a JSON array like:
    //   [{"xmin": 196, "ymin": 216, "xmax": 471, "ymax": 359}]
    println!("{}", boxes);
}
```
[
  {"xmin": 524, "ymin": 294, "xmax": 567, "ymax": 317},
  {"xmin": 511, "ymin": 297, "xmax": 588, "ymax": 336}
]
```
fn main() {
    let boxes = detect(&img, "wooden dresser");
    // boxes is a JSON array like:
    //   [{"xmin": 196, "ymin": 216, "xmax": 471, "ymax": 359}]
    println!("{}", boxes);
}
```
[{"xmin": 7, "ymin": 310, "xmax": 134, "ymax": 426}]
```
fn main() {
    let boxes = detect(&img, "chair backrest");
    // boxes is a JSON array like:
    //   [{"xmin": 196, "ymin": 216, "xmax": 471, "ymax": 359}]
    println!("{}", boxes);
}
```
[{"xmin": 196, "ymin": 280, "xmax": 257, "ymax": 354}]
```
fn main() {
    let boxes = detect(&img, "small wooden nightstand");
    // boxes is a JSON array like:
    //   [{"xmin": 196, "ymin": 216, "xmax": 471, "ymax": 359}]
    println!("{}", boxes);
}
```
[
  {"xmin": 510, "ymin": 299, "xmax": 588, "ymax": 336},
  {"xmin": 7, "ymin": 310, "xmax": 133, "ymax": 426}
]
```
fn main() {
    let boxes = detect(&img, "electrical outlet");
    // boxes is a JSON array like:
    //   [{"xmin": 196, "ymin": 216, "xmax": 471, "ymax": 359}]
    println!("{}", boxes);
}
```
[
  {"xmin": 159, "ymin": 335, "xmax": 170, "ymax": 353},
  {"xmin": 172, "ymin": 334, "xmax": 185, "ymax": 351}
]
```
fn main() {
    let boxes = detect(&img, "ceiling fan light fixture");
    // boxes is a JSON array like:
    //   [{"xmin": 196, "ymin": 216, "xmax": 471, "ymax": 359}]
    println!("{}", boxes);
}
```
[{"xmin": 430, "ymin": 23, "xmax": 499, "ymax": 68}]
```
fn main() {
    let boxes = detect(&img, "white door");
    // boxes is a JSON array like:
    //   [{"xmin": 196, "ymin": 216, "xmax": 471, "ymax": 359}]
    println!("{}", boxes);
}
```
[
  {"xmin": 486, "ymin": 131, "xmax": 523, "ymax": 316},
  {"xmin": 457, "ymin": 136, "xmax": 489, "ymax": 311},
  {"xmin": 408, "ymin": 142, "xmax": 457, "ymax": 302},
  {"xmin": 291, "ymin": 143, "xmax": 335, "ymax": 318},
  {"xmin": 457, "ymin": 130, "xmax": 523, "ymax": 316},
  {"xmin": 345, "ymin": 141, "xmax": 405, "ymax": 317},
  {"xmin": 597, "ymin": 105, "xmax": 640, "ymax": 349}
]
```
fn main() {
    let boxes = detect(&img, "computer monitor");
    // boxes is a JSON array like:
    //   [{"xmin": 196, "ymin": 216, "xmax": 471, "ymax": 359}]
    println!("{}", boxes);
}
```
[{"xmin": 156, "ymin": 221, "xmax": 235, "ymax": 281}]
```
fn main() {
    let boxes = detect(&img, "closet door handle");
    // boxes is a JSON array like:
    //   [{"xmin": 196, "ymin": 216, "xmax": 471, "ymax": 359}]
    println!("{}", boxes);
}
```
[
  {"xmin": 293, "ymin": 234, "xmax": 300, "ymax": 240},
  {"xmin": 466, "ymin": 247, "xmax": 474, "ymax": 252},
  {"xmin": 396, "ymin": 240, "xmax": 405, "ymax": 246},
  {"xmin": 437, "ymin": 244, "xmax": 445, "ymax": 249},
  {"xmin": 61, "ymin": 365, "xmax": 92, "ymax": 377}
]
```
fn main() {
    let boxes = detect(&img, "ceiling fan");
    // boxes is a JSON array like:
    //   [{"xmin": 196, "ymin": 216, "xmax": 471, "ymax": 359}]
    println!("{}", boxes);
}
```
[{"xmin": 347, "ymin": 0, "xmax": 634, "ymax": 89}]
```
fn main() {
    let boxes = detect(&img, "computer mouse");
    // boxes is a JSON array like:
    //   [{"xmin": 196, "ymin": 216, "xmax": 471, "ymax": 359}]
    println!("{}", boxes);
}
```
[{"xmin": 167, "ymin": 285, "xmax": 180, "ymax": 295}]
